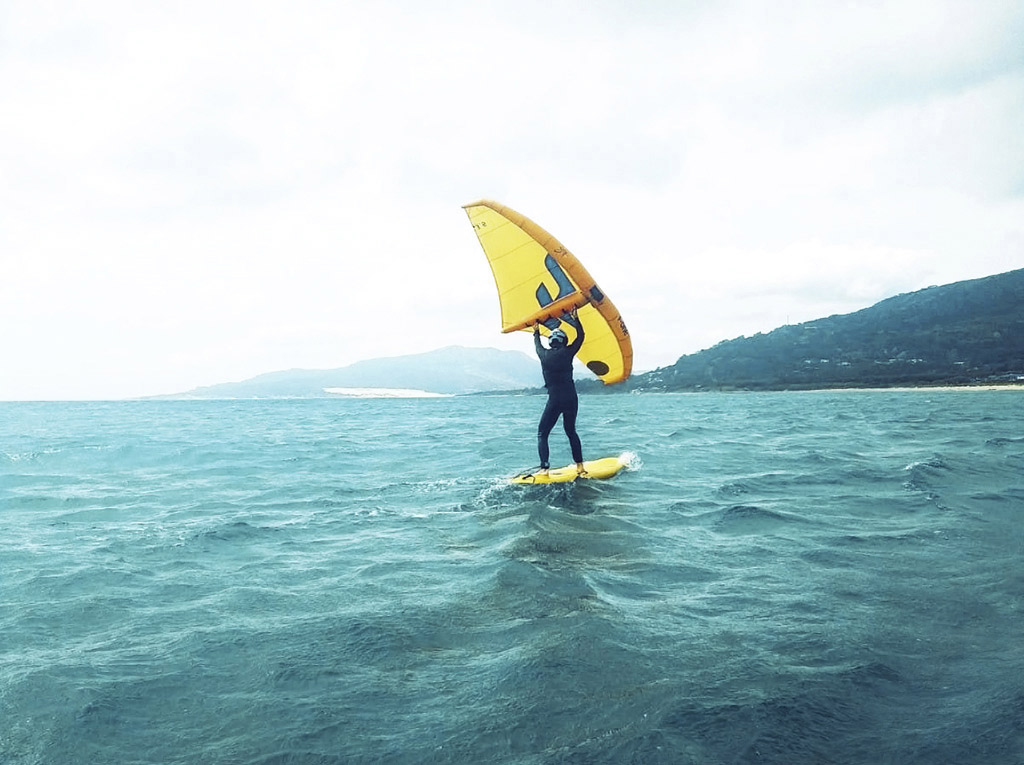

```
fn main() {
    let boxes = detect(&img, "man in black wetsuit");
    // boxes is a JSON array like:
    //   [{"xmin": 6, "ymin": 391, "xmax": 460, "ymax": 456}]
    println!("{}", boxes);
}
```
[{"xmin": 533, "ymin": 308, "xmax": 586, "ymax": 477}]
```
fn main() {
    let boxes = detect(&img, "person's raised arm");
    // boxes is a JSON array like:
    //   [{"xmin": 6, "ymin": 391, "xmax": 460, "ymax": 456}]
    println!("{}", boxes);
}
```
[{"xmin": 567, "ymin": 309, "xmax": 585, "ymax": 353}]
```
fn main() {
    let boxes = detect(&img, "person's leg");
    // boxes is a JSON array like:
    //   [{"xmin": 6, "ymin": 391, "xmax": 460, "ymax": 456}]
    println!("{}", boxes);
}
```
[
  {"xmin": 561, "ymin": 395, "xmax": 583, "ymax": 466},
  {"xmin": 537, "ymin": 396, "xmax": 561, "ymax": 470}
]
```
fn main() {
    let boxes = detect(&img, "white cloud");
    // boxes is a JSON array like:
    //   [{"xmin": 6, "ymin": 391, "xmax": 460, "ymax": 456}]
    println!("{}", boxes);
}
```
[{"xmin": 1, "ymin": 0, "xmax": 1022, "ymax": 398}]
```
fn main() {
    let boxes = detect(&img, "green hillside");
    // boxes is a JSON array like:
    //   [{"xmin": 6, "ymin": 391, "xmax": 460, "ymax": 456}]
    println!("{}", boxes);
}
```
[{"xmin": 631, "ymin": 268, "xmax": 1024, "ymax": 391}]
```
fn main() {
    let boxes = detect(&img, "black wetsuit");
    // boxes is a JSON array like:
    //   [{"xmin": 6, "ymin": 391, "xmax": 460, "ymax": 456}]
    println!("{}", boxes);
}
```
[{"xmin": 534, "ymin": 323, "xmax": 585, "ymax": 469}]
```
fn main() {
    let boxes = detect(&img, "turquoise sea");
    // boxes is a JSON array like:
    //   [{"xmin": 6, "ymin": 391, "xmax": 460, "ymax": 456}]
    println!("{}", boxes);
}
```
[{"xmin": 2, "ymin": 391, "xmax": 1023, "ymax": 764}]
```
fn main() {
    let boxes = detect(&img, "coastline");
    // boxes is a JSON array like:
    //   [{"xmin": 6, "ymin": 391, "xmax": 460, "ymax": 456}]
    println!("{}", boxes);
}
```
[
  {"xmin": 628, "ymin": 383, "xmax": 1024, "ymax": 395},
  {"xmin": 323, "ymin": 387, "xmax": 453, "ymax": 398},
  {"xmin": 807, "ymin": 384, "xmax": 1024, "ymax": 392}
]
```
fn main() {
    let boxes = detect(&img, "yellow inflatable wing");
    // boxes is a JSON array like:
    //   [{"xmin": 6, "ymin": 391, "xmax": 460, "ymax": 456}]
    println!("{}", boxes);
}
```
[{"xmin": 463, "ymin": 199, "xmax": 632, "ymax": 385}]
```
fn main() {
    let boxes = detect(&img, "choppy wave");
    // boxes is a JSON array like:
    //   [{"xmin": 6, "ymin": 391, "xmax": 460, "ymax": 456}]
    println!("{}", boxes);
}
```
[{"xmin": 2, "ymin": 392, "xmax": 1023, "ymax": 764}]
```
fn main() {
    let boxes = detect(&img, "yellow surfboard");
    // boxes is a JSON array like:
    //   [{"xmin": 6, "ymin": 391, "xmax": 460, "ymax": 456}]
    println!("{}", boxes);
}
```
[{"xmin": 510, "ymin": 455, "xmax": 629, "ymax": 485}]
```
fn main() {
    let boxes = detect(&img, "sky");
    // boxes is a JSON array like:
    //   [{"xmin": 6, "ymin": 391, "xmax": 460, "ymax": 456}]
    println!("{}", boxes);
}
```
[{"xmin": 2, "ymin": 0, "xmax": 1023, "ymax": 400}]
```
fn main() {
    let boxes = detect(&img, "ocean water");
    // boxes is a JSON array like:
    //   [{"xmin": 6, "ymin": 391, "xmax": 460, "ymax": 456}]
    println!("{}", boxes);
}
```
[{"xmin": 2, "ymin": 391, "xmax": 1023, "ymax": 765}]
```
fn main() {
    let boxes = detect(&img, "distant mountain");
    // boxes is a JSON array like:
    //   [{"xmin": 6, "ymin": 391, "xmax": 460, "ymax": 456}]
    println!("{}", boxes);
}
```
[
  {"xmin": 161, "ymin": 269, "xmax": 1024, "ymax": 399},
  {"xmin": 160, "ymin": 346, "xmax": 542, "ymax": 398},
  {"xmin": 629, "ymin": 268, "xmax": 1024, "ymax": 391}
]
